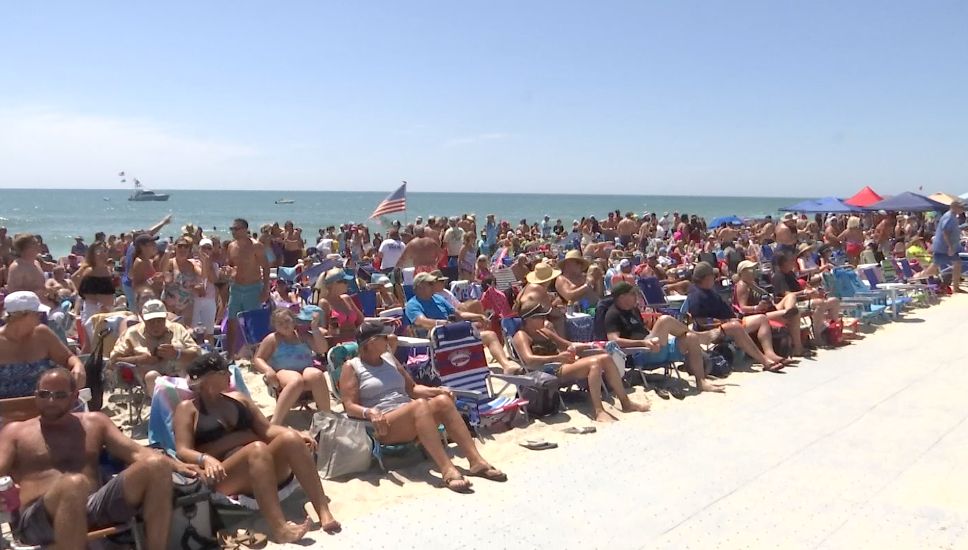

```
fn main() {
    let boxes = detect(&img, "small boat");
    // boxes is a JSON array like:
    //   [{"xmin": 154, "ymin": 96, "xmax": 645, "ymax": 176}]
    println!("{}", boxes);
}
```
[
  {"xmin": 274, "ymin": 199, "xmax": 295, "ymax": 205},
  {"xmin": 127, "ymin": 178, "xmax": 169, "ymax": 202}
]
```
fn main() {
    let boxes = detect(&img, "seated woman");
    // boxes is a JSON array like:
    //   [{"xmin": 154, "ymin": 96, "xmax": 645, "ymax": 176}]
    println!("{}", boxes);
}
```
[
  {"xmin": 474, "ymin": 254, "xmax": 492, "ymax": 281},
  {"xmin": 733, "ymin": 260, "xmax": 811, "ymax": 358},
  {"xmin": 270, "ymin": 279, "xmax": 300, "ymax": 310},
  {"xmin": 252, "ymin": 308, "xmax": 331, "ymax": 425},
  {"xmin": 72, "ymin": 241, "xmax": 118, "ymax": 323},
  {"xmin": 174, "ymin": 353, "xmax": 339, "ymax": 543},
  {"xmin": 0, "ymin": 291, "xmax": 85, "ymax": 421},
  {"xmin": 512, "ymin": 301, "xmax": 650, "ymax": 422},
  {"xmin": 315, "ymin": 267, "xmax": 364, "ymax": 343},
  {"xmin": 772, "ymin": 251, "xmax": 840, "ymax": 337},
  {"xmin": 339, "ymin": 321, "xmax": 506, "ymax": 493}
]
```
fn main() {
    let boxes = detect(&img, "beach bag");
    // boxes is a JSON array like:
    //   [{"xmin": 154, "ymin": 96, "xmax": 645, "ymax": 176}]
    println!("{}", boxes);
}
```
[
  {"xmin": 565, "ymin": 313, "xmax": 594, "ymax": 343},
  {"xmin": 310, "ymin": 411, "xmax": 373, "ymax": 480},
  {"xmin": 169, "ymin": 471, "xmax": 221, "ymax": 550},
  {"xmin": 703, "ymin": 350, "xmax": 732, "ymax": 378},
  {"xmin": 405, "ymin": 354, "xmax": 441, "ymax": 387},
  {"xmin": 821, "ymin": 319, "xmax": 844, "ymax": 347},
  {"xmin": 770, "ymin": 324, "xmax": 793, "ymax": 358},
  {"xmin": 84, "ymin": 328, "xmax": 110, "ymax": 411},
  {"xmin": 518, "ymin": 370, "xmax": 561, "ymax": 417}
]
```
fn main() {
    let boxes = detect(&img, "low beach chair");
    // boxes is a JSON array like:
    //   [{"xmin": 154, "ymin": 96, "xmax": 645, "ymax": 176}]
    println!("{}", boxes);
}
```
[
  {"xmin": 636, "ymin": 277, "xmax": 683, "ymax": 319},
  {"xmin": 429, "ymin": 322, "xmax": 531, "ymax": 437},
  {"xmin": 839, "ymin": 268, "xmax": 907, "ymax": 319},
  {"xmin": 592, "ymin": 297, "xmax": 682, "ymax": 390},
  {"xmin": 820, "ymin": 271, "xmax": 886, "ymax": 325},
  {"xmin": 861, "ymin": 267, "xmax": 918, "ymax": 312}
]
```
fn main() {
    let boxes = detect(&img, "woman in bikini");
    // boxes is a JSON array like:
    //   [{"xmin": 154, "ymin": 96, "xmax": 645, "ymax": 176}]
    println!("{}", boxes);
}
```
[
  {"xmin": 72, "ymin": 241, "xmax": 117, "ymax": 322},
  {"xmin": 838, "ymin": 216, "xmax": 866, "ymax": 266},
  {"xmin": 457, "ymin": 232, "xmax": 477, "ymax": 281},
  {"xmin": 512, "ymin": 301, "xmax": 650, "ymax": 422},
  {"xmin": 315, "ymin": 267, "xmax": 364, "ymax": 343},
  {"xmin": 252, "ymin": 308, "xmax": 331, "ymax": 425},
  {"xmin": 162, "ymin": 236, "xmax": 201, "ymax": 326},
  {"xmin": 173, "ymin": 353, "xmax": 339, "ymax": 543},
  {"xmin": 130, "ymin": 234, "xmax": 164, "ymax": 301}
]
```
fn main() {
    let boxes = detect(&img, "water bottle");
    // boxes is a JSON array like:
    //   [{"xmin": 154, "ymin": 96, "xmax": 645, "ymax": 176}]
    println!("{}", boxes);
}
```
[{"xmin": 0, "ymin": 475, "xmax": 20, "ymax": 525}]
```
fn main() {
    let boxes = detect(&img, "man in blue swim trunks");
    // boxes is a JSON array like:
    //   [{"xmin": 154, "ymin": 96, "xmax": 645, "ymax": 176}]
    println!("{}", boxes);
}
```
[
  {"xmin": 603, "ymin": 282, "xmax": 723, "ymax": 393},
  {"xmin": 922, "ymin": 200, "xmax": 965, "ymax": 292},
  {"xmin": 226, "ymin": 218, "xmax": 270, "ymax": 358}
]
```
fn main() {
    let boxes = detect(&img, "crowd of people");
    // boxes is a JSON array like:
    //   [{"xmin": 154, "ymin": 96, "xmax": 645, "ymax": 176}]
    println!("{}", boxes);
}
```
[{"xmin": 0, "ymin": 198, "xmax": 964, "ymax": 547}]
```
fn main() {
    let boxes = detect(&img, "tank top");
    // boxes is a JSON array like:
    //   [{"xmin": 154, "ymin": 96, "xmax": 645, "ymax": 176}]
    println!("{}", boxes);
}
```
[
  {"xmin": 349, "ymin": 356, "xmax": 411, "ymax": 413},
  {"xmin": 270, "ymin": 338, "xmax": 314, "ymax": 373}
]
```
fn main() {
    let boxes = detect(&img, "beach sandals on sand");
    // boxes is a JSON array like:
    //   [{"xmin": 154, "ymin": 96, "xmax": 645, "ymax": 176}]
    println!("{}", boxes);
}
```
[
  {"xmin": 562, "ymin": 426, "xmax": 597, "ymax": 435},
  {"xmin": 519, "ymin": 439, "xmax": 558, "ymax": 450},
  {"xmin": 218, "ymin": 529, "xmax": 268, "ymax": 550}
]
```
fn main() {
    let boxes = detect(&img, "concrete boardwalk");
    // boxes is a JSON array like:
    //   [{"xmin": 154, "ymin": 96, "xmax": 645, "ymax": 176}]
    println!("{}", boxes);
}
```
[{"xmin": 282, "ymin": 296, "xmax": 968, "ymax": 550}]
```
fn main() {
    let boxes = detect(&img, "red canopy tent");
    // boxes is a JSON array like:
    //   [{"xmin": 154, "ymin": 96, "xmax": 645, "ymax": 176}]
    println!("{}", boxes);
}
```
[{"xmin": 844, "ymin": 186, "xmax": 884, "ymax": 207}]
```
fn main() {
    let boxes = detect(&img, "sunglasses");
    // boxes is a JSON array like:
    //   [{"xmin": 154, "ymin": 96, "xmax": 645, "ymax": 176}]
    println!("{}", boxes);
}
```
[
  {"xmin": 36, "ymin": 389, "xmax": 71, "ymax": 400},
  {"xmin": 176, "ymin": 243, "xmax": 191, "ymax": 249}
]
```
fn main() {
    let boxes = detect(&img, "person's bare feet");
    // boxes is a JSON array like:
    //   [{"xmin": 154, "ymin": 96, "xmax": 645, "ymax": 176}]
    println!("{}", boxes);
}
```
[
  {"xmin": 272, "ymin": 520, "xmax": 311, "ymax": 544},
  {"xmin": 620, "ymin": 399, "xmax": 651, "ymax": 413},
  {"xmin": 317, "ymin": 507, "xmax": 341, "ymax": 533},
  {"xmin": 594, "ymin": 410, "xmax": 618, "ymax": 422},
  {"xmin": 502, "ymin": 361, "xmax": 523, "ymax": 375},
  {"xmin": 696, "ymin": 328, "xmax": 722, "ymax": 346},
  {"xmin": 699, "ymin": 381, "xmax": 725, "ymax": 393}
]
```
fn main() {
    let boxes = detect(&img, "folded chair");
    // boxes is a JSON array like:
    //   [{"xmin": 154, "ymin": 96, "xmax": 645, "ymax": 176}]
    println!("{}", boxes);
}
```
[
  {"xmin": 592, "ymin": 297, "xmax": 682, "ymax": 389},
  {"xmin": 429, "ymin": 322, "xmax": 531, "ymax": 437}
]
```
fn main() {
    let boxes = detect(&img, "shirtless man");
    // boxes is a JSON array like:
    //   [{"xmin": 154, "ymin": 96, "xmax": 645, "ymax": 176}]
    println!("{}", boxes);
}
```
[
  {"xmin": 873, "ymin": 213, "xmax": 896, "ymax": 256},
  {"xmin": 6, "ymin": 234, "xmax": 55, "ymax": 301},
  {"xmin": 756, "ymin": 216, "xmax": 776, "ymax": 244},
  {"xmin": 774, "ymin": 214, "xmax": 798, "ymax": 254},
  {"xmin": 554, "ymin": 251, "xmax": 595, "ymax": 307},
  {"xmin": 397, "ymin": 226, "xmax": 442, "ymax": 271},
  {"xmin": 0, "ymin": 368, "xmax": 191, "ymax": 549},
  {"xmin": 226, "ymin": 218, "xmax": 269, "ymax": 359},
  {"xmin": 615, "ymin": 212, "xmax": 639, "ymax": 249},
  {"xmin": 515, "ymin": 261, "xmax": 567, "ymax": 334},
  {"xmin": 0, "ymin": 226, "xmax": 13, "ymax": 264}
]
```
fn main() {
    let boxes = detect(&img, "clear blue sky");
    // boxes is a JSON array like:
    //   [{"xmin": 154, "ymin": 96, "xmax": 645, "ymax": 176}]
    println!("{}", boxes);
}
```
[{"xmin": 1, "ymin": 1, "xmax": 965, "ymax": 196}]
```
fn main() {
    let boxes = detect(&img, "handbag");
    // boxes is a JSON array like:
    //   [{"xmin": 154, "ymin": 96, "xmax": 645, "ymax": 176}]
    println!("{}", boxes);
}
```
[
  {"xmin": 310, "ymin": 411, "xmax": 373, "ymax": 480},
  {"xmin": 84, "ymin": 328, "xmax": 110, "ymax": 411}
]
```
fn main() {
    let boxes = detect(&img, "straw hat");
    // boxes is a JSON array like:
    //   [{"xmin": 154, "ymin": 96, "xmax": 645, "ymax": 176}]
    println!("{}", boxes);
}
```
[
  {"xmin": 560, "ymin": 249, "xmax": 589, "ymax": 269},
  {"xmin": 796, "ymin": 243, "xmax": 816, "ymax": 257},
  {"xmin": 525, "ymin": 261, "xmax": 561, "ymax": 285}
]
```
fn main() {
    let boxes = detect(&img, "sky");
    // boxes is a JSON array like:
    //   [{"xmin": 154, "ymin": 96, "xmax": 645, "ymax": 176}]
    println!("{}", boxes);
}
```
[{"xmin": 0, "ymin": 1, "xmax": 966, "ymax": 196}]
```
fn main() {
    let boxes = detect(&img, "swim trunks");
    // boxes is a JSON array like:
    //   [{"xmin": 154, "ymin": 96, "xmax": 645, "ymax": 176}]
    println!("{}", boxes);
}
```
[
  {"xmin": 15, "ymin": 473, "xmax": 136, "ymax": 546},
  {"xmin": 227, "ymin": 282, "xmax": 265, "ymax": 318}
]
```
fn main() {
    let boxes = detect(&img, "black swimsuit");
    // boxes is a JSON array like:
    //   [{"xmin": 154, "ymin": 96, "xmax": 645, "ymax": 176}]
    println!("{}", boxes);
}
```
[
  {"xmin": 194, "ymin": 394, "xmax": 254, "ymax": 447},
  {"xmin": 78, "ymin": 275, "xmax": 116, "ymax": 297}
]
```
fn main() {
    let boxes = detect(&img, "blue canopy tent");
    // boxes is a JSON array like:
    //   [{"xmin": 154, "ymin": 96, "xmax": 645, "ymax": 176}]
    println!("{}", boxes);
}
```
[
  {"xmin": 780, "ymin": 197, "xmax": 862, "ymax": 213},
  {"xmin": 867, "ymin": 192, "xmax": 947, "ymax": 212},
  {"xmin": 709, "ymin": 215, "xmax": 744, "ymax": 227}
]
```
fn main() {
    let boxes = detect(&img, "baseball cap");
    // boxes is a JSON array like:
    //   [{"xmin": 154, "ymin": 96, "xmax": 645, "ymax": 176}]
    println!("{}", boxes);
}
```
[
  {"xmin": 737, "ymin": 260, "xmax": 759, "ymax": 273},
  {"xmin": 428, "ymin": 270, "xmax": 450, "ymax": 282},
  {"xmin": 692, "ymin": 261, "xmax": 717, "ymax": 281},
  {"xmin": 619, "ymin": 258, "xmax": 631, "ymax": 270},
  {"xmin": 4, "ymin": 291, "xmax": 49, "ymax": 315},
  {"xmin": 356, "ymin": 320, "xmax": 394, "ymax": 344},
  {"xmin": 134, "ymin": 234, "xmax": 159, "ymax": 247},
  {"xmin": 611, "ymin": 282, "xmax": 635, "ymax": 298},
  {"xmin": 141, "ymin": 299, "xmax": 168, "ymax": 321},
  {"xmin": 198, "ymin": 238, "xmax": 213, "ymax": 248},
  {"xmin": 413, "ymin": 272, "xmax": 438, "ymax": 286}
]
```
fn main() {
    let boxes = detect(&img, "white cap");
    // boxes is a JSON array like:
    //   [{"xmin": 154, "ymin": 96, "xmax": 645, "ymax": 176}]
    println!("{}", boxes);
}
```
[
  {"xmin": 4, "ymin": 291, "xmax": 49, "ymax": 315},
  {"xmin": 141, "ymin": 299, "xmax": 168, "ymax": 321},
  {"xmin": 619, "ymin": 258, "xmax": 631, "ymax": 269},
  {"xmin": 198, "ymin": 238, "xmax": 213, "ymax": 248}
]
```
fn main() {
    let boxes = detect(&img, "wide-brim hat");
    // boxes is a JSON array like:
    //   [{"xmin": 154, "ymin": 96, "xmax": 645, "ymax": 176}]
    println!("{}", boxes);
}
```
[
  {"xmin": 796, "ymin": 242, "xmax": 816, "ymax": 257},
  {"xmin": 560, "ymin": 250, "xmax": 589, "ymax": 268},
  {"xmin": 526, "ymin": 261, "xmax": 561, "ymax": 284}
]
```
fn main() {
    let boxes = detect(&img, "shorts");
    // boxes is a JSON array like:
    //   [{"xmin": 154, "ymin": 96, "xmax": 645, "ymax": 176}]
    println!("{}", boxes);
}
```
[
  {"xmin": 227, "ymin": 282, "xmax": 264, "ymax": 318},
  {"xmin": 630, "ymin": 336, "xmax": 685, "ymax": 364},
  {"xmin": 16, "ymin": 473, "xmax": 136, "ymax": 546},
  {"xmin": 932, "ymin": 252, "xmax": 961, "ymax": 269},
  {"xmin": 192, "ymin": 297, "xmax": 218, "ymax": 334},
  {"xmin": 776, "ymin": 243, "xmax": 796, "ymax": 255}
]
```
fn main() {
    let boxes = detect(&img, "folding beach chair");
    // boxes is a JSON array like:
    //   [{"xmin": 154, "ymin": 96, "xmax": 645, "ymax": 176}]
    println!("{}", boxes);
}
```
[
  {"xmin": 592, "ymin": 297, "xmax": 682, "ymax": 390},
  {"xmin": 837, "ymin": 268, "xmax": 908, "ymax": 319},
  {"xmin": 860, "ymin": 267, "xmax": 915, "ymax": 315},
  {"xmin": 492, "ymin": 266, "xmax": 518, "ymax": 291},
  {"xmin": 636, "ymin": 277, "xmax": 683, "ymax": 319},
  {"xmin": 237, "ymin": 308, "xmax": 272, "ymax": 348},
  {"xmin": 820, "ymin": 271, "xmax": 887, "ymax": 325},
  {"xmin": 429, "ymin": 322, "xmax": 532, "ymax": 437}
]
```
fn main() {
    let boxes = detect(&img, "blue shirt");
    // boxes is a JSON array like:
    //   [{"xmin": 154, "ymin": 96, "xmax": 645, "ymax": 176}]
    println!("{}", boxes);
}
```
[
  {"xmin": 932, "ymin": 211, "xmax": 960, "ymax": 254},
  {"xmin": 687, "ymin": 286, "xmax": 735, "ymax": 321},
  {"xmin": 484, "ymin": 221, "xmax": 498, "ymax": 246},
  {"xmin": 405, "ymin": 294, "xmax": 456, "ymax": 325}
]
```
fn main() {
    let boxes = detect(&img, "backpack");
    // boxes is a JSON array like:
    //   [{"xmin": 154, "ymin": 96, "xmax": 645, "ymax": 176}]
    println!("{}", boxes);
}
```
[
  {"xmin": 821, "ymin": 319, "xmax": 844, "ymax": 347},
  {"xmin": 170, "ymin": 471, "xmax": 222, "ymax": 550},
  {"xmin": 518, "ymin": 370, "xmax": 561, "ymax": 417},
  {"xmin": 84, "ymin": 328, "xmax": 110, "ymax": 412}
]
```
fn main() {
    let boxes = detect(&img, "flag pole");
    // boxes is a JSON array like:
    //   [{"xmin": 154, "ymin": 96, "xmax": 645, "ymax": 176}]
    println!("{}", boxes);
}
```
[{"xmin": 402, "ymin": 180, "xmax": 408, "ymax": 226}]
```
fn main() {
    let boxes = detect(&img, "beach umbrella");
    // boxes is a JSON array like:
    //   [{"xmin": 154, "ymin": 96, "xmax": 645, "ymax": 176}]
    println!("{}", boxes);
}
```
[
  {"xmin": 867, "ymin": 191, "xmax": 947, "ymax": 212},
  {"xmin": 709, "ymin": 215, "xmax": 743, "ymax": 227},
  {"xmin": 928, "ymin": 192, "xmax": 961, "ymax": 205},
  {"xmin": 960, "ymin": 191, "xmax": 968, "ymax": 200},
  {"xmin": 779, "ymin": 197, "xmax": 861, "ymax": 213},
  {"xmin": 844, "ymin": 186, "xmax": 884, "ymax": 207}
]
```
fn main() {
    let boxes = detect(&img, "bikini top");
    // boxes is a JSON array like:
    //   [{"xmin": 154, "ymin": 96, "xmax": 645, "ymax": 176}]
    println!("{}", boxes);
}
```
[
  {"xmin": 79, "ymin": 275, "xmax": 116, "ymax": 298},
  {"xmin": 194, "ymin": 394, "xmax": 253, "ymax": 446}
]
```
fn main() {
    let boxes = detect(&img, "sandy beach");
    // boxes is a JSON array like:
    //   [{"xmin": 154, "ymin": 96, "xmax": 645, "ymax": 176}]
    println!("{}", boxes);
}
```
[{"xmin": 97, "ymin": 295, "xmax": 968, "ymax": 549}]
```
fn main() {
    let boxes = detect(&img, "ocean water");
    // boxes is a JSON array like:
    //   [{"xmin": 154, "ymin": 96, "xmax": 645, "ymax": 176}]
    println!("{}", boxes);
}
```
[{"xmin": 0, "ymin": 188, "xmax": 805, "ymax": 257}]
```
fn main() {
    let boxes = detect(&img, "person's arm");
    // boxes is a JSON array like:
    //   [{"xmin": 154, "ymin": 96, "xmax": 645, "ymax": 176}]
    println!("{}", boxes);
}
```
[
  {"xmin": 110, "ymin": 329, "xmax": 158, "ymax": 368},
  {"xmin": 251, "ymin": 335, "xmax": 279, "ymax": 388},
  {"xmin": 0, "ymin": 422, "xmax": 16, "ymax": 477},
  {"xmin": 171, "ymin": 326, "xmax": 202, "ymax": 364},
  {"xmin": 102, "ymin": 412, "xmax": 196, "ymax": 476},
  {"xmin": 307, "ymin": 313, "xmax": 329, "ymax": 355},
  {"xmin": 512, "ymin": 331, "xmax": 572, "ymax": 367},
  {"xmin": 341, "ymin": 295, "xmax": 365, "ymax": 327},
  {"xmin": 144, "ymin": 214, "xmax": 173, "ymax": 237},
  {"xmin": 41, "ymin": 326, "xmax": 86, "ymax": 387},
  {"xmin": 554, "ymin": 277, "xmax": 587, "ymax": 303}
]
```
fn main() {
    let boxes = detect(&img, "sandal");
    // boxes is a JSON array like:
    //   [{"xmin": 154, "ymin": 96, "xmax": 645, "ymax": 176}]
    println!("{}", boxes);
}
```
[
  {"xmin": 442, "ymin": 473, "xmax": 473, "ymax": 493},
  {"xmin": 654, "ymin": 386, "xmax": 671, "ymax": 399},
  {"xmin": 468, "ymin": 465, "xmax": 508, "ymax": 482},
  {"xmin": 562, "ymin": 426, "xmax": 597, "ymax": 434},
  {"xmin": 519, "ymin": 439, "xmax": 558, "ymax": 450},
  {"xmin": 219, "ymin": 529, "xmax": 268, "ymax": 550}
]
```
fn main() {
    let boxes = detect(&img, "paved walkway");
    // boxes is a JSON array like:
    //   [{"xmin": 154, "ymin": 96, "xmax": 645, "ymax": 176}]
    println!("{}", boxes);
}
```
[{"xmin": 281, "ymin": 296, "xmax": 968, "ymax": 550}]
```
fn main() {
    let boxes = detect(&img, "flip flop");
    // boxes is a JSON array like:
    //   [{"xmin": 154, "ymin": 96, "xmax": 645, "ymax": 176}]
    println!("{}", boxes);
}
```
[
  {"xmin": 562, "ymin": 426, "xmax": 597, "ymax": 434},
  {"xmin": 654, "ymin": 386, "xmax": 671, "ymax": 399},
  {"xmin": 519, "ymin": 439, "xmax": 558, "ymax": 450},
  {"xmin": 442, "ymin": 474, "xmax": 473, "ymax": 493},
  {"xmin": 763, "ymin": 361, "xmax": 786, "ymax": 372},
  {"xmin": 468, "ymin": 465, "xmax": 508, "ymax": 482}
]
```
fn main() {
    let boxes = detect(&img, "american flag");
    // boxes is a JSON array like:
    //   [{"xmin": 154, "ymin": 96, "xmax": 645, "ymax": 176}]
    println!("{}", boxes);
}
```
[{"xmin": 369, "ymin": 181, "xmax": 407, "ymax": 219}]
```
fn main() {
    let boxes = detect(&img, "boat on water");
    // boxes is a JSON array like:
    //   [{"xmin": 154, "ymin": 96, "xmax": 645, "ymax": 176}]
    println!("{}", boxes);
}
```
[
  {"xmin": 127, "ymin": 178, "xmax": 169, "ymax": 202},
  {"xmin": 274, "ymin": 199, "xmax": 295, "ymax": 204}
]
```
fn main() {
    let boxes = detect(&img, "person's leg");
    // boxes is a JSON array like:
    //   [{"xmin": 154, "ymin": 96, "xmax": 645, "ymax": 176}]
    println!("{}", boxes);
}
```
[
  {"xmin": 596, "ymin": 354, "xmax": 650, "ymax": 412},
  {"xmin": 745, "ymin": 315, "xmax": 783, "ymax": 362},
  {"xmin": 425, "ymin": 394, "xmax": 504, "ymax": 478},
  {"xmin": 380, "ymin": 400, "xmax": 468, "ymax": 490},
  {"xmin": 557, "ymin": 358, "xmax": 612, "ymax": 422},
  {"xmin": 266, "ymin": 428, "xmax": 339, "ymax": 531},
  {"xmin": 40, "ymin": 473, "xmax": 91, "ymax": 549},
  {"xmin": 764, "ymin": 309, "xmax": 803, "ymax": 355},
  {"xmin": 953, "ymin": 258, "xmax": 963, "ymax": 290},
  {"xmin": 216, "ymin": 441, "xmax": 310, "ymax": 543},
  {"xmin": 678, "ymin": 333, "xmax": 723, "ymax": 392},
  {"xmin": 141, "ymin": 369, "xmax": 161, "ymax": 396},
  {"xmin": 457, "ymin": 300, "xmax": 484, "ymax": 315},
  {"xmin": 225, "ymin": 285, "xmax": 242, "ymax": 360},
  {"xmin": 722, "ymin": 321, "xmax": 778, "ymax": 369},
  {"xmin": 271, "ymin": 370, "xmax": 305, "ymax": 425},
  {"xmin": 300, "ymin": 367, "xmax": 332, "ymax": 413},
  {"xmin": 117, "ymin": 453, "xmax": 173, "ymax": 550},
  {"xmin": 480, "ymin": 330, "xmax": 521, "ymax": 373}
]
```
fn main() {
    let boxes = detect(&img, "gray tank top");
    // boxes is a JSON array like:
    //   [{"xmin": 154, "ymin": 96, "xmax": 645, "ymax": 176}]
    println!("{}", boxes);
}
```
[{"xmin": 349, "ymin": 355, "xmax": 411, "ymax": 413}]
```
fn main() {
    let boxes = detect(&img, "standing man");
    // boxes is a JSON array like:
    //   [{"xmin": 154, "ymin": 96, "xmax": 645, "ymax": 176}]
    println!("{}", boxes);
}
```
[
  {"xmin": 483, "ymin": 214, "xmax": 498, "ymax": 256},
  {"xmin": 377, "ymin": 228, "xmax": 406, "ymax": 279},
  {"xmin": 226, "ymin": 218, "xmax": 270, "ymax": 358},
  {"xmin": 921, "ymin": 200, "xmax": 965, "ymax": 292},
  {"xmin": 398, "ymin": 226, "xmax": 444, "ymax": 273},
  {"xmin": 442, "ymin": 217, "xmax": 465, "ymax": 280}
]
